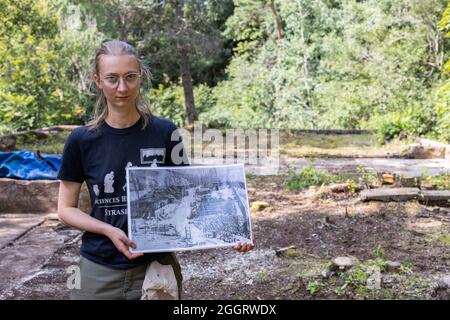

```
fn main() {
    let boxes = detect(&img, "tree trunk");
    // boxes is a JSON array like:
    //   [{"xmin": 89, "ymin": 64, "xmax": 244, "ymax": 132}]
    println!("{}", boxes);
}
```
[
  {"xmin": 178, "ymin": 47, "xmax": 197, "ymax": 124},
  {"xmin": 175, "ymin": 0, "xmax": 197, "ymax": 125},
  {"xmin": 300, "ymin": 12, "xmax": 312, "ymax": 109},
  {"xmin": 269, "ymin": 0, "xmax": 284, "ymax": 41}
]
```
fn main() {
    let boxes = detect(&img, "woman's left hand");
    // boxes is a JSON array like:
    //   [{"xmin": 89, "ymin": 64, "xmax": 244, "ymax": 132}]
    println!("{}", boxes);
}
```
[{"xmin": 233, "ymin": 241, "xmax": 255, "ymax": 253}]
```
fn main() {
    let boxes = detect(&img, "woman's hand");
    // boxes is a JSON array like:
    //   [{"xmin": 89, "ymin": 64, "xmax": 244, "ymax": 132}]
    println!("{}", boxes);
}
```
[
  {"xmin": 104, "ymin": 226, "xmax": 143, "ymax": 260},
  {"xmin": 233, "ymin": 241, "xmax": 255, "ymax": 253}
]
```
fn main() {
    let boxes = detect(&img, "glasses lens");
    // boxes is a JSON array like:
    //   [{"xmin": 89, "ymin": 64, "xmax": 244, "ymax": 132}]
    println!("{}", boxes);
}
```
[
  {"xmin": 104, "ymin": 76, "xmax": 118, "ymax": 87},
  {"xmin": 102, "ymin": 73, "xmax": 140, "ymax": 88},
  {"xmin": 126, "ymin": 73, "xmax": 139, "ymax": 83}
]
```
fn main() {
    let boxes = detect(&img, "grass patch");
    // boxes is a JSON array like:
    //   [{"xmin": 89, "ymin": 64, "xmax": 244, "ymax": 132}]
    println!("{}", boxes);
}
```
[
  {"xmin": 421, "ymin": 172, "xmax": 450, "ymax": 190},
  {"xmin": 255, "ymin": 269, "xmax": 269, "ymax": 283},
  {"xmin": 285, "ymin": 160, "xmax": 348, "ymax": 191},
  {"xmin": 307, "ymin": 281, "xmax": 325, "ymax": 295},
  {"xmin": 438, "ymin": 233, "xmax": 450, "ymax": 246},
  {"xmin": 280, "ymin": 132, "xmax": 412, "ymax": 158}
]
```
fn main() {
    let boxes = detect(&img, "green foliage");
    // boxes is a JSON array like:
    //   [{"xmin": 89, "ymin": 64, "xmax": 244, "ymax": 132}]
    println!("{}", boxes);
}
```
[
  {"xmin": 0, "ymin": 0, "xmax": 101, "ymax": 131},
  {"xmin": 307, "ymin": 280, "xmax": 325, "ymax": 295},
  {"xmin": 148, "ymin": 82, "xmax": 215, "ymax": 127},
  {"xmin": 356, "ymin": 165, "xmax": 378, "ymax": 188},
  {"xmin": 367, "ymin": 258, "xmax": 388, "ymax": 272},
  {"xmin": 365, "ymin": 103, "xmax": 437, "ymax": 142},
  {"xmin": 286, "ymin": 160, "xmax": 343, "ymax": 191},
  {"xmin": 343, "ymin": 264, "xmax": 370, "ymax": 289},
  {"xmin": 421, "ymin": 171, "xmax": 450, "ymax": 190},
  {"xmin": 204, "ymin": 0, "xmax": 448, "ymax": 134},
  {"xmin": 15, "ymin": 131, "xmax": 70, "ymax": 154},
  {"xmin": 255, "ymin": 269, "xmax": 269, "ymax": 283},
  {"xmin": 2, "ymin": 0, "xmax": 450, "ymax": 134},
  {"xmin": 74, "ymin": 0, "xmax": 233, "ymax": 87},
  {"xmin": 224, "ymin": 0, "xmax": 271, "ymax": 60},
  {"xmin": 435, "ymin": 2, "xmax": 450, "ymax": 142},
  {"xmin": 373, "ymin": 244, "xmax": 385, "ymax": 258},
  {"xmin": 398, "ymin": 263, "xmax": 413, "ymax": 275}
]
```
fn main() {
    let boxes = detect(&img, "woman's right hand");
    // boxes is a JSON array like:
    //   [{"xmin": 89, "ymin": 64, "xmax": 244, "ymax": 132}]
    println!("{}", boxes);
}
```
[{"xmin": 104, "ymin": 226, "xmax": 144, "ymax": 260}]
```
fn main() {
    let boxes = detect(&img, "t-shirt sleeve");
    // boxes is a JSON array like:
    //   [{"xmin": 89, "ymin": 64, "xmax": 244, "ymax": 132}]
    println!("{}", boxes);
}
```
[
  {"xmin": 57, "ymin": 129, "xmax": 85, "ymax": 183},
  {"xmin": 165, "ymin": 122, "xmax": 189, "ymax": 166}
]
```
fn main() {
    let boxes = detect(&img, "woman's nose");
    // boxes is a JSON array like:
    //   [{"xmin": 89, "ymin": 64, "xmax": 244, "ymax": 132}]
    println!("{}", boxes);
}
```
[{"xmin": 117, "ymin": 78, "xmax": 128, "ymax": 91}]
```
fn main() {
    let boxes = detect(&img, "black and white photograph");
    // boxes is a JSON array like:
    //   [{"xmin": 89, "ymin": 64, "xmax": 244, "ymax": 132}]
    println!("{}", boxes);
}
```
[{"xmin": 126, "ymin": 164, "xmax": 252, "ymax": 253}]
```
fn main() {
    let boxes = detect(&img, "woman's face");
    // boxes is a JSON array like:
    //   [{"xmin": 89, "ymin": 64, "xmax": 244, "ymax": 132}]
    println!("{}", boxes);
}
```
[{"xmin": 94, "ymin": 54, "xmax": 141, "ymax": 110}]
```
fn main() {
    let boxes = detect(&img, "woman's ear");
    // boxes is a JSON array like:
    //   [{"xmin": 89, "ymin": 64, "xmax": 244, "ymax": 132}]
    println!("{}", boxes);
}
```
[{"xmin": 93, "ymin": 73, "xmax": 102, "ymax": 90}]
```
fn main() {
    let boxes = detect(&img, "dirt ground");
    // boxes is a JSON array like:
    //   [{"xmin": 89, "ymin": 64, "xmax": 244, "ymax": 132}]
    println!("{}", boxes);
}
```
[{"xmin": 5, "ymin": 175, "xmax": 450, "ymax": 300}]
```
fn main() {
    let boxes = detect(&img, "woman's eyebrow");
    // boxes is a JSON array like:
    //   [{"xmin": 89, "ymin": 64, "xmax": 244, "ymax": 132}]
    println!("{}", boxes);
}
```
[{"xmin": 103, "ymin": 71, "xmax": 140, "ymax": 76}]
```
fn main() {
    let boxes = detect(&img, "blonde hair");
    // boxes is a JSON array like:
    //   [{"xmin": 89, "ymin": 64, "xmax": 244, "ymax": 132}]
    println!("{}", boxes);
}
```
[{"xmin": 87, "ymin": 40, "xmax": 151, "ymax": 130}]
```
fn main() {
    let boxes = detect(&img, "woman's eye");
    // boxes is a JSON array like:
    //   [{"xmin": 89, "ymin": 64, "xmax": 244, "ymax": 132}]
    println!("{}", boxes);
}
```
[
  {"xmin": 126, "ymin": 74, "xmax": 138, "ymax": 81},
  {"xmin": 106, "ymin": 76, "xmax": 118, "ymax": 83}
]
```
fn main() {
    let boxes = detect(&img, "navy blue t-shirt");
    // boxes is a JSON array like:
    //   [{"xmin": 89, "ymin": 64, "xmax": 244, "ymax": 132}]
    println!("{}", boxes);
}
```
[{"xmin": 57, "ymin": 115, "xmax": 187, "ymax": 269}]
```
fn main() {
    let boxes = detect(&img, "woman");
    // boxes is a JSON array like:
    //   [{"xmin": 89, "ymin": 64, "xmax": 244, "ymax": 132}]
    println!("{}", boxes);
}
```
[{"xmin": 57, "ymin": 40, "xmax": 254, "ymax": 300}]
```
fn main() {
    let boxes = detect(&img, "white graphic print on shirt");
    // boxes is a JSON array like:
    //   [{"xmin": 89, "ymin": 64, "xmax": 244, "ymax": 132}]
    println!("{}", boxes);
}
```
[
  {"xmin": 140, "ymin": 148, "xmax": 166, "ymax": 165},
  {"xmin": 122, "ymin": 162, "xmax": 133, "ymax": 191},
  {"xmin": 104, "ymin": 171, "xmax": 115, "ymax": 193},
  {"xmin": 93, "ymin": 184, "xmax": 100, "ymax": 196}
]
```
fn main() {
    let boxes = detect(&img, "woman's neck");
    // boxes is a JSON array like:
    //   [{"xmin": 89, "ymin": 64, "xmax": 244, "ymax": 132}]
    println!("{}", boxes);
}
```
[{"xmin": 105, "ymin": 106, "xmax": 141, "ymax": 129}]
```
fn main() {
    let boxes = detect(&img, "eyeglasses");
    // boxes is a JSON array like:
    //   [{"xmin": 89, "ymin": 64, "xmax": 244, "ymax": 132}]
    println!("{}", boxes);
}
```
[{"xmin": 100, "ymin": 73, "xmax": 141, "ymax": 89}]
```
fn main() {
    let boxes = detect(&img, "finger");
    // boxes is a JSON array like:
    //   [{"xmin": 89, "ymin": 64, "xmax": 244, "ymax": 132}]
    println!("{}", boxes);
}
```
[
  {"xmin": 120, "ymin": 235, "xmax": 133, "ymax": 248},
  {"xmin": 116, "ymin": 240, "xmax": 128, "ymax": 252},
  {"xmin": 128, "ymin": 252, "xmax": 144, "ymax": 259},
  {"xmin": 121, "ymin": 247, "xmax": 141, "ymax": 260},
  {"xmin": 118, "ymin": 244, "xmax": 132, "ymax": 259}
]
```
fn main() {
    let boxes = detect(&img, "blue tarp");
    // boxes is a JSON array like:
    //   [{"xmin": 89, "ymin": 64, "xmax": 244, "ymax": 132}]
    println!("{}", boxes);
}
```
[{"xmin": 0, "ymin": 151, "xmax": 61, "ymax": 180}]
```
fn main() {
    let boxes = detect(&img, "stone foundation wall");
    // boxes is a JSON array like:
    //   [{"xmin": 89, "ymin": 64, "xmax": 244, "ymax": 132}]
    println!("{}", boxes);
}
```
[
  {"xmin": 0, "ymin": 179, "xmax": 91, "ymax": 213},
  {"xmin": 408, "ymin": 138, "xmax": 450, "ymax": 160}
]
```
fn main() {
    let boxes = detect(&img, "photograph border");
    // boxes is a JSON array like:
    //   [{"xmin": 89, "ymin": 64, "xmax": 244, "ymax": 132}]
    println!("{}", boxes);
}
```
[{"xmin": 126, "ymin": 163, "xmax": 253, "ymax": 253}]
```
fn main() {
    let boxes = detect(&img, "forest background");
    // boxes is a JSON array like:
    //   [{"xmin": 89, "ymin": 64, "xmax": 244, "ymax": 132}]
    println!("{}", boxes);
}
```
[{"xmin": 1, "ymin": 0, "xmax": 450, "ymax": 144}]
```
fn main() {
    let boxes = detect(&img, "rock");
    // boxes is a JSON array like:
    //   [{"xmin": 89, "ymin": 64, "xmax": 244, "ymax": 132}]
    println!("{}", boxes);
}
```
[
  {"xmin": 0, "ymin": 220, "xmax": 80, "ymax": 299},
  {"xmin": 431, "ymin": 275, "xmax": 450, "ymax": 300},
  {"xmin": 402, "ymin": 142, "xmax": 446, "ymax": 159},
  {"xmin": 44, "ymin": 213, "xmax": 59, "ymax": 221},
  {"xmin": 0, "ymin": 214, "xmax": 46, "ymax": 249},
  {"xmin": 251, "ymin": 201, "xmax": 270, "ymax": 211},
  {"xmin": 247, "ymin": 187, "xmax": 256, "ymax": 194},
  {"xmin": 275, "ymin": 245, "xmax": 299, "ymax": 258},
  {"xmin": 382, "ymin": 275, "xmax": 395, "ymax": 285},
  {"xmin": 360, "ymin": 188, "xmax": 420, "ymax": 202},
  {"xmin": 417, "ymin": 139, "xmax": 449, "ymax": 159},
  {"xmin": 0, "ymin": 136, "xmax": 16, "ymax": 151},
  {"xmin": 386, "ymin": 261, "xmax": 401, "ymax": 272},
  {"xmin": 330, "ymin": 256, "xmax": 355, "ymax": 271},
  {"xmin": 419, "ymin": 190, "xmax": 450, "ymax": 206},
  {"xmin": 438, "ymin": 275, "xmax": 450, "ymax": 289}
]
